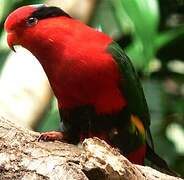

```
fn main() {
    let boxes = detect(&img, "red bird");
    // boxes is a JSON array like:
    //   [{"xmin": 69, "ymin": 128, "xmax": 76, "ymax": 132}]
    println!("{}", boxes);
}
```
[{"xmin": 5, "ymin": 4, "xmax": 174, "ymax": 174}]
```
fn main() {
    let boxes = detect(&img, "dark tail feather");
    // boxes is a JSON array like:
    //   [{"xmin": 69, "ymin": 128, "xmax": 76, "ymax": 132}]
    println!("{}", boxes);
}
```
[
  {"xmin": 146, "ymin": 128, "xmax": 154, "ymax": 150},
  {"xmin": 146, "ymin": 143, "xmax": 179, "ymax": 177}
]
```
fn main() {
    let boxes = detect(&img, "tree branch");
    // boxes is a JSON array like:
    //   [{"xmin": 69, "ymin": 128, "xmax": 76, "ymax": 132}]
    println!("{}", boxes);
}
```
[{"xmin": 0, "ymin": 117, "xmax": 182, "ymax": 180}]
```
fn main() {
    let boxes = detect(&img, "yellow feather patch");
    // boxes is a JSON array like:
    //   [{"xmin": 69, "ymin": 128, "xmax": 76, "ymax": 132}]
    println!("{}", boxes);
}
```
[{"xmin": 131, "ymin": 115, "xmax": 145, "ymax": 135}]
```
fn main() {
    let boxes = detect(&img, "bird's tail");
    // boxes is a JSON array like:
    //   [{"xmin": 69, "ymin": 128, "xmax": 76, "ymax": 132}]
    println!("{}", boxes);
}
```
[{"xmin": 146, "ymin": 143, "xmax": 179, "ymax": 177}]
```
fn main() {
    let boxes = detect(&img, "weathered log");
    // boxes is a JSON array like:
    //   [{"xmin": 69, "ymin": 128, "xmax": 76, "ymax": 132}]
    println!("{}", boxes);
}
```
[{"xmin": 0, "ymin": 117, "xmax": 182, "ymax": 180}]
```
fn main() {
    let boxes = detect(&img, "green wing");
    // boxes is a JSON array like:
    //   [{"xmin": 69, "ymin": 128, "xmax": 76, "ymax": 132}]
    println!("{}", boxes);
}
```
[
  {"xmin": 107, "ymin": 41, "xmax": 153, "ymax": 148},
  {"xmin": 107, "ymin": 43, "xmax": 178, "ymax": 174}
]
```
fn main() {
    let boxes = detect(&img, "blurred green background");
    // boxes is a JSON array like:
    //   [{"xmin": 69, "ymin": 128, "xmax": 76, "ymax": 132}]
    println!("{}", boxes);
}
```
[{"xmin": 0, "ymin": 0, "xmax": 184, "ymax": 176}]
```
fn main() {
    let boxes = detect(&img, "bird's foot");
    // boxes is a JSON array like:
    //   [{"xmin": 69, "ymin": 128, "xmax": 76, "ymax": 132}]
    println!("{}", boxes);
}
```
[{"xmin": 38, "ymin": 131, "xmax": 65, "ymax": 141}]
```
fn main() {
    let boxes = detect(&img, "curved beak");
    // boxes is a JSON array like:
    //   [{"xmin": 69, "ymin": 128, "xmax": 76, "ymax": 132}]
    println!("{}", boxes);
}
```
[{"xmin": 7, "ymin": 32, "xmax": 17, "ymax": 52}]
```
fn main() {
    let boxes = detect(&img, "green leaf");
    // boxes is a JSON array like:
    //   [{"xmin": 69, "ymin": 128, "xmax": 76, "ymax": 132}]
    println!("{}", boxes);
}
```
[
  {"xmin": 110, "ymin": 0, "xmax": 133, "ymax": 34},
  {"xmin": 89, "ymin": 0, "xmax": 122, "ymax": 38},
  {"xmin": 119, "ymin": 0, "xmax": 160, "ymax": 70},
  {"xmin": 155, "ymin": 26, "xmax": 184, "ymax": 50},
  {"xmin": 0, "ymin": 0, "xmax": 14, "ymax": 23}
]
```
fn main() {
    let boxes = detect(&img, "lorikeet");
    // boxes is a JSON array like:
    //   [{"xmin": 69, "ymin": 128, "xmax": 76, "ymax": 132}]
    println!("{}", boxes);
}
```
[{"xmin": 5, "ymin": 4, "xmax": 174, "ymax": 174}]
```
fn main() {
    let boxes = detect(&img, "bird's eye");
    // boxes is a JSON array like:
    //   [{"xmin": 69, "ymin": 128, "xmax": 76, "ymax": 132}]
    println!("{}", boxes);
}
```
[{"xmin": 26, "ymin": 17, "xmax": 38, "ymax": 26}]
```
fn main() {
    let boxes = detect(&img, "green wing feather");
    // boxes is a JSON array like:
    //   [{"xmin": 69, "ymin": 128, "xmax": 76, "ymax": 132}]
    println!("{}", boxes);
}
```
[
  {"xmin": 107, "ymin": 42, "xmax": 178, "ymax": 175},
  {"xmin": 107, "ymin": 41, "xmax": 153, "ymax": 148}
]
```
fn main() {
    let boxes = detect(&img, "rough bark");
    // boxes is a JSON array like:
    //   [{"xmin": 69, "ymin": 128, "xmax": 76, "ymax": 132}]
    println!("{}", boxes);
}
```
[{"xmin": 0, "ymin": 117, "xmax": 182, "ymax": 180}]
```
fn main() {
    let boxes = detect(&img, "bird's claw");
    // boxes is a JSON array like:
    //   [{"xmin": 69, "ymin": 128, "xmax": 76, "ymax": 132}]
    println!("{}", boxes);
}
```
[{"xmin": 38, "ymin": 131, "xmax": 64, "ymax": 142}]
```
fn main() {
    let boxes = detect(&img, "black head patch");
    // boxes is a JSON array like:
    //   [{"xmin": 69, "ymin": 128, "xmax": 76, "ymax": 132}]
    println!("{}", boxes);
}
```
[{"xmin": 30, "ymin": 6, "xmax": 71, "ymax": 20}]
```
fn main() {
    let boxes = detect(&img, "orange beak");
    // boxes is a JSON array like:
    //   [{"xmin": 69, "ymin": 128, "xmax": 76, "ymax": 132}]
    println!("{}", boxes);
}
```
[{"xmin": 7, "ymin": 32, "xmax": 17, "ymax": 52}]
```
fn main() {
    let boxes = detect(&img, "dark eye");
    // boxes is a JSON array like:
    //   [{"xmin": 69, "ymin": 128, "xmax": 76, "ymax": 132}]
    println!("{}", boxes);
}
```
[{"xmin": 26, "ymin": 17, "xmax": 38, "ymax": 26}]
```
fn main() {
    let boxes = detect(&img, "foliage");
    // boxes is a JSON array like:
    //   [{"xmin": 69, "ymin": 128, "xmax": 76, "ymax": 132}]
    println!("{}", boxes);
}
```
[{"xmin": 90, "ymin": 0, "xmax": 184, "ymax": 71}]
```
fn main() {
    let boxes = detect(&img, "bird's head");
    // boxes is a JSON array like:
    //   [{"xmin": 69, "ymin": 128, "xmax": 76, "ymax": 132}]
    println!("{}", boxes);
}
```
[{"xmin": 4, "ymin": 4, "xmax": 71, "ymax": 52}]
